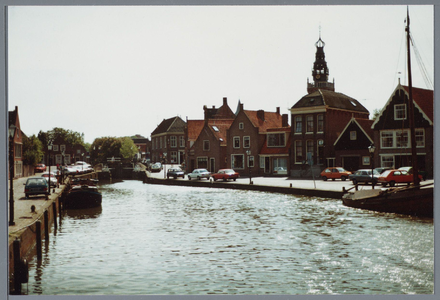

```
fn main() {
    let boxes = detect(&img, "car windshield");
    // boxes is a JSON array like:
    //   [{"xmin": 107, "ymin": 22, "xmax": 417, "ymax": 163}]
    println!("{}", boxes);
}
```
[
  {"xmin": 28, "ymin": 179, "xmax": 47, "ymax": 185},
  {"xmin": 381, "ymin": 170, "xmax": 393, "ymax": 177},
  {"xmin": 224, "ymin": 169, "xmax": 234, "ymax": 173},
  {"xmin": 336, "ymin": 168, "xmax": 345, "ymax": 172}
]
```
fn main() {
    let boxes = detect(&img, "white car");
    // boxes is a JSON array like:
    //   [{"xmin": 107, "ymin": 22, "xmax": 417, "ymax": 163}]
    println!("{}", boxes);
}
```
[
  {"xmin": 273, "ymin": 167, "xmax": 288, "ymax": 175},
  {"xmin": 41, "ymin": 171, "xmax": 57, "ymax": 187},
  {"xmin": 187, "ymin": 169, "xmax": 211, "ymax": 180}
]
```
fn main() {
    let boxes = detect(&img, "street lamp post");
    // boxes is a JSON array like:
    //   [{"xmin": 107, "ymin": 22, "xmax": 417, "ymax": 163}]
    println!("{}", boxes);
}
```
[
  {"xmin": 368, "ymin": 144, "xmax": 376, "ymax": 189},
  {"xmin": 48, "ymin": 141, "xmax": 53, "ymax": 195},
  {"xmin": 9, "ymin": 124, "xmax": 16, "ymax": 226},
  {"xmin": 246, "ymin": 149, "xmax": 252, "ymax": 185},
  {"xmin": 163, "ymin": 153, "xmax": 167, "ymax": 179}
]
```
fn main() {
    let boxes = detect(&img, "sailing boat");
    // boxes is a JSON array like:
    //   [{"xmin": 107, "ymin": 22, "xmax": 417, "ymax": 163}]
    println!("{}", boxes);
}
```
[{"xmin": 342, "ymin": 8, "xmax": 434, "ymax": 218}]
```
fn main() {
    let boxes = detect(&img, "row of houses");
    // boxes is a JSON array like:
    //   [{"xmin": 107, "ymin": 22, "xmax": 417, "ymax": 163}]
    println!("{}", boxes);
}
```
[{"xmin": 149, "ymin": 35, "xmax": 434, "ymax": 178}]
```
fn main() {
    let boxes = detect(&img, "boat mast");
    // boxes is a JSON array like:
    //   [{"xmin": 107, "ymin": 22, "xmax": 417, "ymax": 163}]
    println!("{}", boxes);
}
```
[{"xmin": 405, "ymin": 7, "xmax": 420, "ymax": 186}]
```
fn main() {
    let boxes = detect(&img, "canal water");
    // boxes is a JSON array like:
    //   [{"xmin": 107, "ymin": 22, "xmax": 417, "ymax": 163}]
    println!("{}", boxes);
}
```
[{"xmin": 25, "ymin": 180, "xmax": 434, "ymax": 295}]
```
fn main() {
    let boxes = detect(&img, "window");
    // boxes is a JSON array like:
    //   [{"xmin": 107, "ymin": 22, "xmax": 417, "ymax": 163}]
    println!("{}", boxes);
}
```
[
  {"xmin": 415, "ymin": 129, "xmax": 425, "ymax": 147},
  {"xmin": 295, "ymin": 116, "xmax": 302, "ymax": 133},
  {"xmin": 233, "ymin": 136, "xmax": 240, "ymax": 148},
  {"xmin": 350, "ymin": 131, "xmax": 357, "ymax": 140},
  {"xmin": 396, "ymin": 131, "xmax": 409, "ymax": 148},
  {"xmin": 363, "ymin": 156, "xmax": 370, "ymax": 165},
  {"xmin": 317, "ymin": 114, "xmax": 324, "ymax": 132},
  {"xmin": 268, "ymin": 133, "xmax": 285, "ymax": 147},
  {"xmin": 306, "ymin": 140, "xmax": 314, "ymax": 156},
  {"xmin": 171, "ymin": 151, "xmax": 177, "ymax": 163},
  {"xmin": 381, "ymin": 155, "xmax": 394, "ymax": 168},
  {"xmin": 160, "ymin": 137, "xmax": 162, "ymax": 149},
  {"xmin": 381, "ymin": 131, "xmax": 394, "ymax": 148},
  {"xmin": 306, "ymin": 115, "xmax": 313, "ymax": 133},
  {"xmin": 394, "ymin": 104, "xmax": 407, "ymax": 120},
  {"xmin": 260, "ymin": 157, "xmax": 265, "ymax": 168},
  {"xmin": 231, "ymin": 154, "xmax": 244, "ymax": 169},
  {"xmin": 197, "ymin": 157, "xmax": 208, "ymax": 168},
  {"xmin": 14, "ymin": 144, "xmax": 22, "ymax": 158},
  {"xmin": 60, "ymin": 145, "xmax": 66, "ymax": 152},
  {"xmin": 170, "ymin": 136, "xmax": 177, "ymax": 147},
  {"xmin": 179, "ymin": 136, "xmax": 185, "ymax": 147},
  {"xmin": 56, "ymin": 154, "xmax": 62, "ymax": 165},
  {"xmin": 53, "ymin": 145, "xmax": 59, "ymax": 151},
  {"xmin": 295, "ymin": 140, "xmax": 303, "ymax": 163},
  {"xmin": 243, "ymin": 136, "xmax": 250, "ymax": 148},
  {"xmin": 212, "ymin": 126, "xmax": 219, "ymax": 132},
  {"xmin": 239, "ymin": 123, "xmax": 244, "ymax": 130},
  {"xmin": 65, "ymin": 154, "xmax": 71, "ymax": 165},
  {"xmin": 203, "ymin": 140, "xmax": 210, "ymax": 151}
]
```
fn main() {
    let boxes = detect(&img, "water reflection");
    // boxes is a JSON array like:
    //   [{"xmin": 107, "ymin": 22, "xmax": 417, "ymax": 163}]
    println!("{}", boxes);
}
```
[
  {"xmin": 25, "ymin": 180, "xmax": 434, "ymax": 295},
  {"xmin": 64, "ymin": 206, "xmax": 103, "ymax": 219}
]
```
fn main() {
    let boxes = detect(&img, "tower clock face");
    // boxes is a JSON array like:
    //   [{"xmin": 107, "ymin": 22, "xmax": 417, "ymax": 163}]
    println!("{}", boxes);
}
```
[{"xmin": 315, "ymin": 74, "xmax": 320, "ymax": 79}]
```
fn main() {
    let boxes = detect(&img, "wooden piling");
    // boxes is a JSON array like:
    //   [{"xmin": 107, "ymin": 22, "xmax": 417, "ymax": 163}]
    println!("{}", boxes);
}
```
[
  {"xmin": 36, "ymin": 221, "xmax": 42, "ymax": 260},
  {"xmin": 44, "ymin": 210, "xmax": 49, "ymax": 242},
  {"xmin": 52, "ymin": 202, "xmax": 57, "ymax": 231},
  {"xmin": 13, "ymin": 239, "xmax": 21, "ymax": 295}
]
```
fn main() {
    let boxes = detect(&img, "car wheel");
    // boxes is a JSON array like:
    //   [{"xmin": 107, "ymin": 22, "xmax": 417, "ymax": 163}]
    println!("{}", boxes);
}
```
[
  {"xmin": 322, "ymin": 176, "xmax": 327, "ymax": 181},
  {"xmin": 352, "ymin": 179, "xmax": 357, "ymax": 185},
  {"xmin": 390, "ymin": 181, "xmax": 396, "ymax": 187},
  {"xmin": 197, "ymin": 176, "xmax": 201, "ymax": 180},
  {"xmin": 332, "ymin": 178, "xmax": 335, "ymax": 181},
  {"xmin": 382, "ymin": 182, "xmax": 387, "ymax": 187},
  {"xmin": 224, "ymin": 177, "xmax": 227, "ymax": 182},
  {"xmin": 233, "ymin": 178, "xmax": 236, "ymax": 181},
  {"xmin": 174, "ymin": 176, "xmax": 177, "ymax": 179},
  {"xmin": 188, "ymin": 176, "xmax": 192, "ymax": 180},
  {"xmin": 25, "ymin": 194, "xmax": 29, "ymax": 199},
  {"xmin": 341, "ymin": 176, "xmax": 347, "ymax": 181},
  {"xmin": 213, "ymin": 177, "xmax": 217, "ymax": 181}
]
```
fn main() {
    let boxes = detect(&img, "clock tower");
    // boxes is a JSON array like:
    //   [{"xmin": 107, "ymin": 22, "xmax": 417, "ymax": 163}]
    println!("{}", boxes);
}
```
[{"xmin": 307, "ymin": 30, "xmax": 335, "ymax": 94}]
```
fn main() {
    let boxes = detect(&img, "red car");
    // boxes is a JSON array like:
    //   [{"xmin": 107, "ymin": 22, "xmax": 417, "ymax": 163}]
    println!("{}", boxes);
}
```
[
  {"xmin": 378, "ymin": 169, "xmax": 423, "ymax": 187},
  {"xmin": 320, "ymin": 167, "xmax": 352, "ymax": 181},
  {"xmin": 211, "ymin": 169, "xmax": 239, "ymax": 181},
  {"xmin": 34, "ymin": 164, "xmax": 46, "ymax": 173}
]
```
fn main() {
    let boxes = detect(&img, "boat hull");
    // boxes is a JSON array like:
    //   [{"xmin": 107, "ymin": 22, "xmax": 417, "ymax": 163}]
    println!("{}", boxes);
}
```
[
  {"xmin": 342, "ymin": 187, "xmax": 433, "ymax": 217},
  {"xmin": 63, "ymin": 188, "xmax": 102, "ymax": 209}
]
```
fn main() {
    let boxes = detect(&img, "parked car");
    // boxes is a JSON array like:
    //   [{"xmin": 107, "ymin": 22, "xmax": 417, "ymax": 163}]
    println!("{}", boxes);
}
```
[
  {"xmin": 378, "ymin": 169, "xmax": 423, "ymax": 187},
  {"xmin": 320, "ymin": 167, "xmax": 351, "ymax": 181},
  {"xmin": 41, "ymin": 171, "xmax": 57, "ymax": 187},
  {"xmin": 34, "ymin": 164, "xmax": 46, "ymax": 173},
  {"xmin": 374, "ymin": 167, "xmax": 392, "ymax": 175},
  {"xmin": 348, "ymin": 169, "xmax": 380, "ymax": 185},
  {"xmin": 273, "ymin": 167, "xmax": 288, "ymax": 175},
  {"xmin": 24, "ymin": 177, "xmax": 49, "ymax": 199},
  {"xmin": 187, "ymin": 168, "xmax": 211, "ymax": 180},
  {"xmin": 167, "ymin": 168, "xmax": 185, "ymax": 179},
  {"xmin": 150, "ymin": 163, "xmax": 162, "ymax": 173},
  {"xmin": 398, "ymin": 166, "xmax": 427, "ymax": 181},
  {"xmin": 211, "ymin": 169, "xmax": 239, "ymax": 181}
]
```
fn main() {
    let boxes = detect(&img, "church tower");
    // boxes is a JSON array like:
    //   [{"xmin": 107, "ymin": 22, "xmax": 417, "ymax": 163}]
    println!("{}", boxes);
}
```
[{"xmin": 307, "ymin": 29, "xmax": 335, "ymax": 94}]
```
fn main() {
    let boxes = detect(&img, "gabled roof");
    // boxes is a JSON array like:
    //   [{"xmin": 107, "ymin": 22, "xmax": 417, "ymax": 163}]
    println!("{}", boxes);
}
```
[
  {"xmin": 334, "ymin": 117, "xmax": 374, "ymax": 146},
  {"xmin": 207, "ymin": 119, "xmax": 234, "ymax": 146},
  {"xmin": 187, "ymin": 120, "xmax": 205, "ymax": 142},
  {"xmin": 372, "ymin": 84, "xmax": 433, "ymax": 128},
  {"xmin": 151, "ymin": 116, "xmax": 185, "ymax": 135},
  {"xmin": 243, "ymin": 110, "xmax": 287, "ymax": 134},
  {"xmin": 291, "ymin": 89, "xmax": 369, "ymax": 114}
]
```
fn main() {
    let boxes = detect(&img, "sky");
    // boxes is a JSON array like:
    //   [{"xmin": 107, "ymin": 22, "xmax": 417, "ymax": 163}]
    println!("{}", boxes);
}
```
[{"xmin": 7, "ymin": 4, "xmax": 434, "ymax": 144}]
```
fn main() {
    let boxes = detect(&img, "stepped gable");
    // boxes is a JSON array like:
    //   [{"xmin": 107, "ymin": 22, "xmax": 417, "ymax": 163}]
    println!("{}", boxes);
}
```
[{"xmin": 292, "ymin": 89, "xmax": 369, "ymax": 114}]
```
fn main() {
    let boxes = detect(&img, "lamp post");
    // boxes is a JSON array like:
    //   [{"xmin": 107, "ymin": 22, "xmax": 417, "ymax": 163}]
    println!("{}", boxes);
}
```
[
  {"xmin": 163, "ymin": 152, "xmax": 167, "ymax": 179},
  {"xmin": 368, "ymin": 144, "xmax": 376, "ymax": 189},
  {"xmin": 246, "ymin": 149, "xmax": 252, "ymax": 185},
  {"xmin": 9, "ymin": 124, "xmax": 16, "ymax": 226},
  {"xmin": 48, "ymin": 141, "xmax": 53, "ymax": 195}
]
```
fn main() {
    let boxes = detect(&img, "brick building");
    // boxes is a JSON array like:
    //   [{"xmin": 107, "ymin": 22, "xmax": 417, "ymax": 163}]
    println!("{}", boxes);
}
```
[
  {"xmin": 8, "ymin": 106, "xmax": 23, "ymax": 178},
  {"xmin": 151, "ymin": 116, "xmax": 186, "ymax": 165}
]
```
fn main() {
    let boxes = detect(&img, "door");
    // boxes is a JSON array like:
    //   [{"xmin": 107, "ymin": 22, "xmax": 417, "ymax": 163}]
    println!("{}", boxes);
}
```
[
  {"xmin": 210, "ymin": 158, "xmax": 215, "ymax": 172},
  {"xmin": 265, "ymin": 157, "xmax": 270, "ymax": 173}
]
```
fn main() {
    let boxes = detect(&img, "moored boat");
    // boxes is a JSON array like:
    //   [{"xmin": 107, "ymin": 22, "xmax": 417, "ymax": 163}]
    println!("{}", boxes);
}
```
[{"xmin": 63, "ymin": 178, "xmax": 102, "ymax": 209}]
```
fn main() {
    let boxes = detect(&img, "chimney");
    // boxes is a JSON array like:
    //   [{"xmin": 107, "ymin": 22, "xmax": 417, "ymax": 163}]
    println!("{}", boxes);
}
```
[
  {"xmin": 223, "ymin": 97, "xmax": 227, "ymax": 106},
  {"xmin": 282, "ymin": 114, "xmax": 289, "ymax": 127},
  {"xmin": 276, "ymin": 107, "xmax": 280, "ymax": 115},
  {"xmin": 257, "ymin": 110, "xmax": 265, "ymax": 121},
  {"xmin": 204, "ymin": 105, "xmax": 208, "ymax": 122}
]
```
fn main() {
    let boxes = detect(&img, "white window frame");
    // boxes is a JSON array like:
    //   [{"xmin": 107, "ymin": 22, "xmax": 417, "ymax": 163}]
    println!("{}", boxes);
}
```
[
  {"xmin": 362, "ymin": 156, "xmax": 370, "ymax": 165},
  {"xmin": 239, "ymin": 122, "xmax": 244, "ymax": 130},
  {"xmin": 294, "ymin": 140, "xmax": 303, "ymax": 164},
  {"xmin": 203, "ymin": 140, "xmax": 210, "ymax": 151},
  {"xmin": 306, "ymin": 115, "xmax": 314, "ymax": 133},
  {"xmin": 415, "ymin": 128, "xmax": 425, "ymax": 148},
  {"xmin": 381, "ymin": 130, "xmax": 410, "ymax": 149},
  {"xmin": 170, "ymin": 151, "xmax": 177, "ymax": 163},
  {"xmin": 260, "ymin": 156, "xmax": 265, "ymax": 168},
  {"xmin": 231, "ymin": 154, "xmax": 245, "ymax": 169},
  {"xmin": 247, "ymin": 156, "xmax": 254, "ymax": 168},
  {"xmin": 233, "ymin": 136, "xmax": 240, "ymax": 149},
  {"xmin": 317, "ymin": 114, "xmax": 324, "ymax": 133},
  {"xmin": 381, "ymin": 155, "xmax": 395, "ymax": 168},
  {"xmin": 267, "ymin": 133, "xmax": 286, "ymax": 147},
  {"xmin": 243, "ymin": 136, "xmax": 250, "ymax": 148},
  {"xmin": 53, "ymin": 145, "xmax": 59, "ymax": 151},
  {"xmin": 179, "ymin": 136, "xmax": 185, "ymax": 147},
  {"xmin": 350, "ymin": 131, "xmax": 357, "ymax": 140},
  {"xmin": 394, "ymin": 104, "xmax": 407, "ymax": 120},
  {"xmin": 295, "ymin": 116, "xmax": 302, "ymax": 134},
  {"xmin": 170, "ymin": 136, "xmax": 177, "ymax": 148}
]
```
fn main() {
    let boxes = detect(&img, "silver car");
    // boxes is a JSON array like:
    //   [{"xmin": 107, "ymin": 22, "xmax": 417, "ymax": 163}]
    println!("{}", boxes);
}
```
[{"xmin": 187, "ymin": 168, "xmax": 211, "ymax": 180}]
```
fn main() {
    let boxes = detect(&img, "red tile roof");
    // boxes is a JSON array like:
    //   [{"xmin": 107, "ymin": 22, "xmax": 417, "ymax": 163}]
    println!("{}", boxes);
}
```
[
  {"xmin": 187, "ymin": 120, "xmax": 205, "ymax": 141},
  {"xmin": 402, "ymin": 85, "xmax": 434, "ymax": 123},
  {"xmin": 244, "ymin": 110, "xmax": 289, "ymax": 133},
  {"xmin": 208, "ymin": 119, "xmax": 234, "ymax": 146}
]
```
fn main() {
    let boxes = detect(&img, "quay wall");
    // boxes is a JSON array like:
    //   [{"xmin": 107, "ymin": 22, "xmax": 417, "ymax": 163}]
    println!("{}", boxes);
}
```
[{"xmin": 143, "ymin": 174, "xmax": 344, "ymax": 199}]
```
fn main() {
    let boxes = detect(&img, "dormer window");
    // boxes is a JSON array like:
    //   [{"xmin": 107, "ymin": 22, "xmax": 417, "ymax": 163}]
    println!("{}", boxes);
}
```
[{"xmin": 394, "ymin": 104, "xmax": 407, "ymax": 120}]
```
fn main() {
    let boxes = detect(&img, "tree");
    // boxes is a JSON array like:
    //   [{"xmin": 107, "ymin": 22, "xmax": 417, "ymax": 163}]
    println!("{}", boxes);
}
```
[
  {"xmin": 371, "ymin": 108, "xmax": 381, "ymax": 121},
  {"xmin": 38, "ymin": 127, "xmax": 85, "ymax": 148},
  {"xmin": 90, "ymin": 137, "xmax": 122, "ymax": 164},
  {"xmin": 22, "ymin": 135, "xmax": 44, "ymax": 166},
  {"xmin": 120, "ymin": 137, "xmax": 138, "ymax": 160}
]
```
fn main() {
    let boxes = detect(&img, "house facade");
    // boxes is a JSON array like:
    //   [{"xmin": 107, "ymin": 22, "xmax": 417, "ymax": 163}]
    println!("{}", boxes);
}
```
[
  {"xmin": 8, "ymin": 106, "xmax": 23, "ymax": 178},
  {"xmin": 289, "ymin": 34, "xmax": 370, "ymax": 177},
  {"xmin": 131, "ymin": 134, "xmax": 151, "ymax": 161},
  {"xmin": 371, "ymin": 84, "xmax": 433, "ymax": 178},
  {"xmin": 49, "ymin": 136, "xmax": 89, "ymax": 166},
  {"xmin": 227, "ymin": 103, "xmax": 290, "ymax": 176},
  {"xmin": 333, "ymin": 118, "xmax": 374, "ymax": 172},
  {"xmin": 151, "ymin": 116, "xmax": 186, "ymax": 165}
]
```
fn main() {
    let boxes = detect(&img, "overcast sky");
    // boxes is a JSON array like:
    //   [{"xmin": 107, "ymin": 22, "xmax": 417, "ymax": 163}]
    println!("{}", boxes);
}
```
[{"xmin": 7, "ymin": 4, "xmax": 434, "ymax": 144}]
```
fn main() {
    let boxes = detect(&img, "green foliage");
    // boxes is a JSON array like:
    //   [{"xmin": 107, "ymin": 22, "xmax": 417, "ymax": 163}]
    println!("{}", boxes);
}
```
[
  {"xmin": 38, "ymin": 127, "xmax": 84, "ymax": 148},
  {"xmin": 120, "ymin": 137, "xmax": 138, "ymax": 160},
  {"xmin": 22, "ymin": 135, "xmax": 44, "ymax": 166},
  {"xmin": 371, "ymin": 108, "xmax": 381, "ymax": 121}
]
